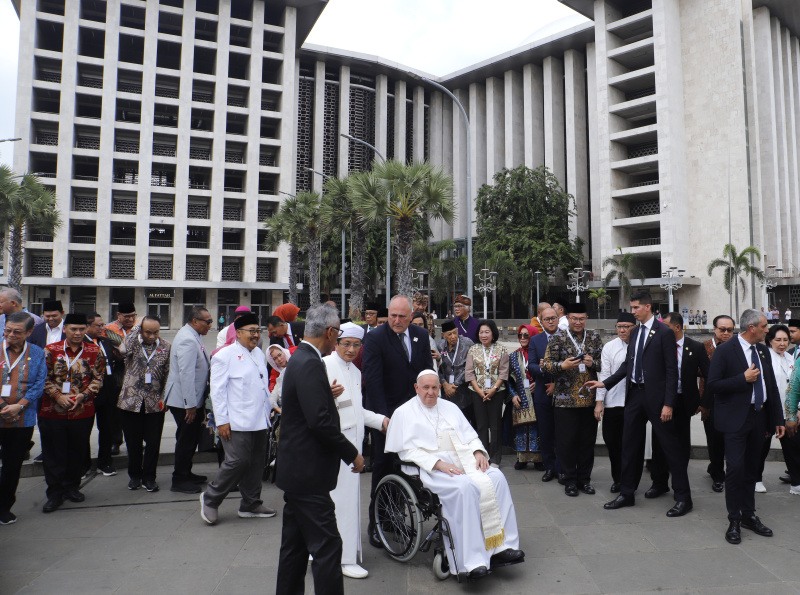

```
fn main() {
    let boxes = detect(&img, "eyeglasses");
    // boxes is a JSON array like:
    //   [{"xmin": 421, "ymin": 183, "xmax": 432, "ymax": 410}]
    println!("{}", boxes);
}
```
[
  {"xmin": 716, "ymin": 327, "xmax": 734, "ymax": 333},
  {"xmin": 3, "ymin": 328, "xmax": 26, "ymax": 337},
  {"xmin": 569, "ymin": 317, "xmax": 588, "ymax": 323},
  {"xmin": 615, "ymin": 324, "xmax": 635, "ymax": 330},
  {"xmin": 541, "ymin": 316, "xmax": 558, "ymax": 322},
  {"xmin": 327, "ymin": 326, "xmax": 343, "ymax": 337},
  {"xmin": 518, "ymin": 333, "xmax": 530, "ymax": 338},
  {"xmin": 198, "ymin": 318, "xmax": 214, "ymax": 324},
  {"xmin": 241, "ymin": 328, "xmax": 261, "ymax": 336},
  {"xmin": 338, "ymin": 341, "xmax": 362, "ymax": 349}
]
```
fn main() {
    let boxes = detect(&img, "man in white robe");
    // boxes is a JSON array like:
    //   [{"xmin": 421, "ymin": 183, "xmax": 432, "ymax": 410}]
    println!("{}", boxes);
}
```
[
  {"xmin": 385, "ymin": 370, "xmax": 524, "ymax": 579},
  {"xmin": 324, "ymin": 322, "xmax": 389, "ymax": 579}
]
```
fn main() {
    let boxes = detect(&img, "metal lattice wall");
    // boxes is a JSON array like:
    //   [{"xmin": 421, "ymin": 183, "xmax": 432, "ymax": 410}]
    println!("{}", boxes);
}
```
[
  {"xmin": 221, "ymin": 261, "xmax": 242, "ymax": 281},
  {"xmin": 71, "ymin": 255, "xmax": 95, "ymax": 278},
  {"xmin": 424, "ymin": 104, "xmax": 430, "ymax": 162},
  {"xmin": 256, "ymin": 260, "xmax": 274, "ymax": 282},
  {"xmin": 791, "ymin": 286, "xmax": 800, "ymax": 308},
  {"xmin": 109, "ymin": 257, "xmax": 135, "ymax": 279},
  {"xmin": 349, "ymin": 86, "xmax": 376, "ymax": 172},
  {"xmin": 629, "ymin": 200, "xmax": 660, "ymax": 218},
  {"xmin": 296, "ymin": 77, "xmax": 314, "ymax": 191},
  {"xmin": 73, "ymin": 194, "xmax": 97, "ymax": 212},
  {"xmin": 148, "ymin": 259, "xmax": 172, "ymax": 280},
  {"xmin": 185, "ymin": 259, "xmax": 208, "ymax": 281},
  {"xmin": 387, "ymin": 94, "xmax": 395, "ymax": 161},
  {"xmin": 405, "ymin": 99, "xmax": 414, "ymax": 163},
  {"xmin": 112, "ymin": 197, "xmax": 137, "ymax": 215},
  {"xmin": 323, "ymin": 82, "xmax": 339, "ymax": 179},
  {"xmin": 29, "ymin": 253, "xmax": 53, "ymax": 277}
]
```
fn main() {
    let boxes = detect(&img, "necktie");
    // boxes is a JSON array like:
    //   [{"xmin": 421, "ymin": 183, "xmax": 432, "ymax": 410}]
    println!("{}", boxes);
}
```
[
  {"xmin": 285, "ymin": 334, "xmax": 294, "ymax": 348},
  {"xmin": 399, "ymin": 333, "xmax": 410, "ymax": 361},
  {"xmin": 750, "ymin": 345, "xmax": 764, "ymax": 410},
  {"xmin": 634, "ymin": 324, "xmax": 646, "ymax": 383}
]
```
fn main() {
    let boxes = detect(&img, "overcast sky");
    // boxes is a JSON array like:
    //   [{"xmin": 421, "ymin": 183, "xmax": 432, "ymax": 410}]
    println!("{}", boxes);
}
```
[{"xmin": 0, "ymin": 0, "xmax": 586, "ymax": 168}]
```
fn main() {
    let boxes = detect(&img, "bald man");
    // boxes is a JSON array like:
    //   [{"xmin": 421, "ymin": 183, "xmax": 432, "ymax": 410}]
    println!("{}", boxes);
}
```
[{"xmin": 530, "ymin": 302, "xmax": 552, "ymax": 335}]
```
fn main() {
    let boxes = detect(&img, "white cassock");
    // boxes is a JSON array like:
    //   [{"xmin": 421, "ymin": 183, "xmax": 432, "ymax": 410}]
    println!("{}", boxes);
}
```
[
  {"xmin": 385, "ymin": 396, "xmax": 520, "ymax": 574},
  {"xmin": 323, "ymin": 352, "xmax": 385, "ymax": 565}
]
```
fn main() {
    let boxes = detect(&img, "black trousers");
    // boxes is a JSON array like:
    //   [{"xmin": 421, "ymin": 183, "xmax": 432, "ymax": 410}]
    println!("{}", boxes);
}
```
[
  {"xmin": 723, "ymin": 406, "xmax": 767, "ymax": 521},
  {"xmin": 553, "ymin": 407, "xmax": 597, "ymax": 485},
  {"xmin": 368, "ymin": 430, "xmax": 397, "ymax": 526},
  {"xmin": 276, "ymin": 492, "xmax": 344, "ymax": 595},
  {"xmin": 120, "ymin": 408, "xmax": 166, "ymax": 481},
  {"xmin": 169, "ymin": 406, "xmax": 204, "ymax": 481},
  {"xmin": 779, "ymin": 432, "xmax": 800, "ymax": 485},
  {"xmin": 94, "ymin": 400, "xmax": 117, "ymax": 467},
  {"xmin": 0, "ymin": 426, "xmax": 35, "ymax": 513},
  {"xmin": 602, "ymin": 406, "xmax": 625, "ymax": 483},
  {"xmin": 703, "ymin": 409, "xmax": 726, "ymax": 482},
  {"xmin": 650, "ymin": 399, "xmax": 692, "ymax": 489},
  {"xmin": 39, "ymin": 416, "xmax": 94, "ymax": 500},
  {"xmin": 620, "ymin": 386, "xmax": 691, "ymax": 502},
  {"xmin": 756, "ymin": 435, "xmax": 773, "ymax": 482},
  {"xmin": 472, "ymin": 389, "xmax": 506, "ymax": 464},
  {"xmin": 533, "ymin": 398, "xmax": 560, "ymax": 473}
]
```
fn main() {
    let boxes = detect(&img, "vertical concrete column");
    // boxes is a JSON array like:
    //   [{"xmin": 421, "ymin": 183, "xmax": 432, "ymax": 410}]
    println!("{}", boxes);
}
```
[
  {"xmin": 565, "ymin": 49, "xmax": 589, "ymax": 257},
  {"xmin": 773, "ymin": 22, "xmax": 794, "ymax": 268},
  {"xmin": 171, "ymin": 288, "xmax": 183, "ymax": 329},
  {"xmin": 375, "ymin": 74, "xmax": 389, "ymax": 160},
  {"xmin": 485, "ymin": 77, "xmax": 504, "ymax": 180},
  {"xmin": 394, "ymin": 80, "xmax": 407, "ymax": 162},
  {"xmin": 504, "ymin": 70, "xmax": 524, "ymax": 169},
  {"xmin": 543, "ymin": 56, "xmax": 566, "ymax": 188},
  {"xmin": 790, "ymin": 38, "xmax": 800, "ymax": 254},
  {"xmin": 523, "ymin": 63, "xmax": 545, "ymax": 169},
  {"xmin": 312, "ymin": 61, "xmax": 326, "ymax": 193},
  {"xmin": 338, "ymin": 64, "xmax": 351, "ymax": 177},
  {"xmin": 429, "ymin": 91, "xmax": 445, "ymax": 240},
  {"xmin": 412, "ymin": 86, "xmax": 425, "ymax": 162},
  {"xmin": 587, "ymin": 42, "xmax": 602, "ymax": 274},
  {"xmin": 469, "ymin": 82, "xmax": 487, "ymax": 228},
  {"xmin": 280, "ymin": 7, "xmax": 298, "ymax": 191},
  {"xmin": 96, "ymin": 287, "xmax": 111, "ymax": 322},
  {"xmin": 452, "ymin": 89, "xmax": 469, "ymax": 240},
  {"xmin": 441, "ymin": 93, "xmax": 454, "ymax": 240}
]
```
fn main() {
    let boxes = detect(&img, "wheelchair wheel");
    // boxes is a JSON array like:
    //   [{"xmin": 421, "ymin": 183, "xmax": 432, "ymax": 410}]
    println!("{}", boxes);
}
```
[
  {"xmin": 433, "ymin": 551, "xmax": 450, "ymax": 580},
  {"xmin": 374, "ymin": 474, "xmax": 424, "ymax": 562}
]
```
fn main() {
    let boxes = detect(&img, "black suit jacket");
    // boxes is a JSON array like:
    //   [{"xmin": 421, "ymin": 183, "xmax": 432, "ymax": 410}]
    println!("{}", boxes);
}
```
[
  {"xmin": 269, "ymin": 322, "xmax": 305, "ymax": 349},
  {"xmin": 527, "ymin": 332, "xmax": 553, "ymax": 404},
  {"xmin": 93, "ymin": 336, "xmax": 124, "ymax": 405},
  {"xmin": 676, "ymin": 336, "xmax": 710, "ymax": 415},
  {"xmin": 706, "ymin": 335, "xmax": 784, "ymax": 434},
  {"xmin": 603, "ymin": 318, "xmax": 678, "ymax": 413},
  {"xmin": 28, "ymin": 321, "xmax": 54, "ymax": 350},
  {"xmin": 276, "ymin": 342, "xmax": 359, "ymax": 495},
  {"xmin": 362, "ymin": 322, "xmax": 434, "ymax": 417}
]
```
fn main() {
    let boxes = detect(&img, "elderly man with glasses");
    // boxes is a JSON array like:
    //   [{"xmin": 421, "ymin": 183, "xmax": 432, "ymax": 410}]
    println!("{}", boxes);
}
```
[{"xmin": 164, "ymin": 306, "xmax": 213, "ymax": 494}]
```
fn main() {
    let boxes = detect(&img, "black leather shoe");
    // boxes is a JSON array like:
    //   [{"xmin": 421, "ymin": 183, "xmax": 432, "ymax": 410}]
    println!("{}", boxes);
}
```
[
  {"xmin": 666, "ymin": 500, "xmax": 693, "ymax": 517},
  {"xmin": 187, "ymin": 473, "xmax": 208, "ymax": 484},
  {"xmin": 604, "ymin": 495, "xmax": 635, "ymax": 510},
  {"xmin": 468, "ymin": 566, "xmax": 489, "ymax": 579},
  {"xmin": 541, "ymin": 469, "xmax": 556, "ymax": 482},
  {"xmin": 565, "ymin": 484, "xmax": 579, "ymax": 497},
  {"xmin": 577, "ymin": 483, "xmax": 595, "ymax": 495},
  {"xmin": 557, "ymin": 473, "xmax": 567, "ymax": 485},
  {"xmin": 170, "ymin": 482, "xmax": 201, "ymax": 494},
  {"xmin": 42, "ymin": 497, "xmax": 62, "ymax": 513},
  {"xmin": 741, "ymin": 515, "xmax": 773, "ymax": 537},
  {"xmin": 779, "ymin": 474, "xmax": 791, "ymax": 484},
  {"xmin": 644, "ymin": 485, "xmax": 670, "ymax": 499},
  {"xmin": 66, "ymin": 489, "xmax": 85, "ymax": 503},
  {"xmin": 368, "ymin": 524, "xmax": 382, "ymax": 548},
  {"xmin": 711, "ymin": 481, "xmax": 724, "ymax": 493},
  {"xmin": 725, "ymin": 521, "xmax": 742, "ymax": 544},
  {"xmin": 514, "ymin": 461, "xmax": 528, "ymax": 470},
  {"xmin": 610, "ymin": 482, "xmax": 621, "ymax": 493},
  {"xmin": 490, "ymin": 548, "xmax": 524, "ymax": 568}
]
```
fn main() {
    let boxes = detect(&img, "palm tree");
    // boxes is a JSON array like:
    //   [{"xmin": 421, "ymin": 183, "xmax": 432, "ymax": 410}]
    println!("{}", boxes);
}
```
[
  {"xmin": 0, "ymin": 165, "xmax": 62, "ymax": 291},
  {"xmin": 411, "ymin": 237, "xmax": 458, "ymax": 307},
  {"xmin": 707, "ymin": 244, "xmax": 764, "ymax": 321},
  {"xmin": 351, "ymin": 160, "xmax": 455, "ymax": 297},
  {"xmin": 262, "ymin": 201, "xmax": 299, "ymax": 306},
  {"xmin": 603, "ymin": 248, "xmax": 645, "ymax": 311},
  {"xmin": 589, "ymin": 287, "xmax": 610, "ymax": 319}
]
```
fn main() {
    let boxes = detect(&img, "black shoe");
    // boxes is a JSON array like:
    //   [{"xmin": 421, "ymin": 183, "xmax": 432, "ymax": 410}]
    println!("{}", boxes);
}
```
[
  {"xmin": 666, "ymin": 500, "xmax": 693, "ymax": 517},
  {"xmin": 489, "ymin": 548, "xmax": 525, "ymax": 568},
  {"xmin": 645, "ymin": 485, "xmax": 670, "ymax": 499},
  {"xmin": 187, "ymin": 473, "xmax": 208, "ymax": 484},
  {"xmin": 0, "ymin": 510, "xmax": 17, "ymax": 525},
  {"xmin": 42, "ymin": 498, "xmax": 62, "ymax": 513},
  {"xmin": 128, "ymin": 478, "xmax": 142, "ymax": 490},
  {"xmin": 541, "ymin": 469, "xmax": 556, "ymax": 482},
  {"xmin": 779, "ymin": 474, "xmax": 791, "ymax": 484},
  {"xmin": 712, "ymin": 481, "xmax": 724, "ymax": 493},
  {"xmin": 513, "ymin": 461, "xmax": 528, "ymax": 470},
  {"xmin": 171, "ymin": 482, "xmax": 201, "ymax": 494},
  {"xmin": 557, "ymin": 473, "xmax": 567, "ymax": 485},
  {"xmin": 143, "ymin": 479, "xmax": 159, "ymax": 492},
  {"xmin": 610, "ymin": 482, "xmax": 621, "ymax": 493},
  {"xmin": 741, "ymin": 515, "xmax": 773, "ymax": 537},
  {"xmin": 66, "ymin": 489, "xmax": 85, "ymax": 503},
  {"xmin": 33, "ymin": 453, "xmax": 43, "ymax": 463},
  {"xmin": 110, "ymin": 444, "xmax": 120, "ymax": 456},
  {"xmin": 533, "ymin": 462, "xmax": 545, "ymax": 471},
  {"xmin": 368, "ymin": 523, "xmax": 382, "ymax": 548},
  {"xmin": 97, "ymin": 464, "xmax": 117, "ymax": 477},
  {"xmin": 725, "ymin": 521, "xmax": 742, "ymax": 544},
  {"xmin": 565, "ymin": 484, "xmax": 579, "ymax": 497},
  {"xmin": 604, "ymin": 495, "xmax": 635, "ymax": 510},
  {"xmin": 577, "ymin": 483, "xmax": 595, "ymax": 495},
  {"xmin": 468, "ymin": 566, "xmax": 489, "ymax": 579}
]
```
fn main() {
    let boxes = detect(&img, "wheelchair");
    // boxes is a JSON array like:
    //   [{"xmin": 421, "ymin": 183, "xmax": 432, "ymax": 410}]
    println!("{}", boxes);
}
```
[
  {"xmin": 373, "ymin": 462, "xmax": 469, "ymax": 583},
  {"xmin": 262, "ymin": 412, "xmax": 280, "ymax": 483}
]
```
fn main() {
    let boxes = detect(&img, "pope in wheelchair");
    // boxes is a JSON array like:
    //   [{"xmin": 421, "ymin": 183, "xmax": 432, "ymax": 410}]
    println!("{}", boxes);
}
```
[{"xmin": 382, "ymin": 370, "xmax": 524, "ymax": 580}]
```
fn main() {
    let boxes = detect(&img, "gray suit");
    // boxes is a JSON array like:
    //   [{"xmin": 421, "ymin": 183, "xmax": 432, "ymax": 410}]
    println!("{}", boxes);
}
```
[{"xmin": 164, "ymin": 324, "xmax": 210, "ymax": 409}]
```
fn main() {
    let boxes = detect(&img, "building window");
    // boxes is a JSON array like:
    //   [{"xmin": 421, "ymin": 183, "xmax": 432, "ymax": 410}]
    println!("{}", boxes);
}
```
[
  {"xmin": 110, "ymin": 257, "xmax": 135, "ymax": 279},
  {"xmin": 148, "ymin": 258, "xmax": 173, "ymax": 280},
  {"xmin": 790, "ymin": 286, "xmax": 800, "ymax": 308}
]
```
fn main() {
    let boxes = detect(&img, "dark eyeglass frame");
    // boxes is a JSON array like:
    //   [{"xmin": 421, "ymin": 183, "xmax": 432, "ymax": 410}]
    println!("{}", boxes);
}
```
[{"xmin": 327, "ymin": 326, "xmax": 343, "ymax": 337}]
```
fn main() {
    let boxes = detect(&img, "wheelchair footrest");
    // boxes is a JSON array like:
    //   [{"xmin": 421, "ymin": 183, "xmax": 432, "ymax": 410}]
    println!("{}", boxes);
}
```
[{"xmin": 490, "ymin": 556, "xmax": 525, "ymax": 570}]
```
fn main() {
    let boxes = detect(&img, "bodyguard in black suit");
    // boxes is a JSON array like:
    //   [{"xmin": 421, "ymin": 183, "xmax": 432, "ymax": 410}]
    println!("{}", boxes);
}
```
[
  {"xmin": 705, "ymin": 309, "xmax": 785, "ymax": 544},
  {"xmin": 649, "ymin": 312, "xmax": 710, "ymax": 495},
  {"xmin": 267, "ymin": 315, "xmax": 305, "ymax": 349},
  {"xmin": 362, "ymin": 295, "xmax": 434, "ymax": 544},
  {"xmin": 275, "ymin": 304, "xmax": 363, "ymax": 595},
  {"xmin": 586, "ymin": 291, "xmax": 691, "ymax": 517}
]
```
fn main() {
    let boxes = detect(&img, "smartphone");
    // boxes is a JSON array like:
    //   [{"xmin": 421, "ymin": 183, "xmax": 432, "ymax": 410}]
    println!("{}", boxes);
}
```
[{"xmin": 572, "ymin": 353, "xmax": 586, "ymax": 361}]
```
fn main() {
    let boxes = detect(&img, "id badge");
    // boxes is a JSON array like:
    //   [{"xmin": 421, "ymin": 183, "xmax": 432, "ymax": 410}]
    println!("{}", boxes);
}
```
[
  {"xmin": 145, "ymin": 373, "xmax": 152, "ymax": 384},
  {"xmin": 484, "ymin": 378, "xmax": 492, "ymax": 389},
  {"xmin": 61, "ymin": 381, "xmax": 71, "ymax": 394},
  {"xmin": 106, "ymin": 365, "xmax": 112, "ymax": 376},
  {"xmin": 1, "ymin": 385, "xmax": 11, "ymax": 397},
  {"xmin": 578, "ymin": 363, "xmax": 587, "ymax": 373},
  {"xmin": 523, "ymin": 378, "xmax": 531, "ymax": 389},
  {"xmin": 449, "ymin": 375, "xmax": 455, "ymax": 384}
]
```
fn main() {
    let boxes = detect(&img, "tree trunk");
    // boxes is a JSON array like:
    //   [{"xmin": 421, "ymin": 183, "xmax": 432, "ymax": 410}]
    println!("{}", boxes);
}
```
[
  {"xmin": 395, "ymin": 219, "xmax": 414, "ymax": 297},
  {"xmin": 734, "ymin": 273, "xmax": 740, "ymax": 323},
  {"xmin": 528, "ymin": 283, "xmax": 534, "ymax": 319},
  {"xmin": 287, "ymin": 241, "xmax": 299, "ymax": 306},
  {"xmin": 349, "ymin": 225, "xmax": 367, "ymax": 320},
  {"xmin": 307, "ymin": 234, "xmax": 321, "ymax": 308},
  {"xmin": 8, "ymin": 225, "xmax": 23, "ymax": 292}
]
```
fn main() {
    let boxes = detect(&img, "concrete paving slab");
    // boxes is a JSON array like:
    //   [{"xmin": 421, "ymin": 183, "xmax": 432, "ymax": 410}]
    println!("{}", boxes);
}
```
[{"xmin": 561, "ymin": 522, "xmax": 657, "ymax": 556}]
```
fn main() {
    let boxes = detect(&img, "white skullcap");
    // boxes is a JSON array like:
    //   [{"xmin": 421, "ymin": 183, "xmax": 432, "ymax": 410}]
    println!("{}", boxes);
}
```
[
  {"xmin": 416, "ymin": 369, "xmax": 439, "ymax": 382},
  {"xmin": 339, "ymin": 322, "xmax": 365, "ymax": 341}
]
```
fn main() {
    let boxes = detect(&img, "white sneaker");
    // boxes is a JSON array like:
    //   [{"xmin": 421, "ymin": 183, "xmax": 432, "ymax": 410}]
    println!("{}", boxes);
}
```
[
  {"xmin": 789, "ymin": 484, "xmax": 800, "ymax": 495},
  {"xmin": 755, "ymin": 482, "xmax": 767, "ymax": 493},
  {"xmin": 238, "ymin": 504, "xmax": 276, "ymax": 518},
  {"xmin": 342, "ymin": 564, "xmax": 369, "ymax": 579}
]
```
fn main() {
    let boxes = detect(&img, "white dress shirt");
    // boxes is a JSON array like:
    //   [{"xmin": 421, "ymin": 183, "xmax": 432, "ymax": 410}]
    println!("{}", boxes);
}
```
[
  {"xmin": 209, "ymin": 340, "xmax": 272, "ymax": 431},
  {"xmin": 597, "ymin": 337, "xmax": 628, "ymax": 407},
  {"xmin": 676, "ymin": 336, "xmax": 684, "ymax": 393},
  {"xmin": 769, "ymin": 348, "xmax": 793, "ymax": 406},
  {"xmin": 632, "ymin": 315, "xmax": 655, "ymax": 381},
  {"xmin": 737, "ymin": 334, "xmax": 768, "ymax": 405},
  {"xmin": 46, "ymin": 320, "xmax": 64, "ymax": 345},
  {"xmin": 557, "ymin": 316, "xmax": 569, "ymax": 331}
]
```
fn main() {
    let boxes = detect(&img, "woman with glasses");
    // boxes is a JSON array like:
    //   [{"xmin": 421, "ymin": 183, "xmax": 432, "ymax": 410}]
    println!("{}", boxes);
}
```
[{"xmin": 508, "ymin": 324, "xmax": 541, "ymax": 470}]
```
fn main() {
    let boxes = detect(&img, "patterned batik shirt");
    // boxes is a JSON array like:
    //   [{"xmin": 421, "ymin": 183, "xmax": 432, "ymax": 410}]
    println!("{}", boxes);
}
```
[
  {"xmin": 41, "ymin": 340, "xmax": 105, "ymax": 420},
  {"xmin": 465, "ymin": 342, "xmax": 510, "ymax": 391},
  {"xmin": 117, "ymin": 326, "xmax": 171, "ymax": 414},
  {"xmin": 542, "ymin": 328, "xmax": 603, "ymax": 408}
]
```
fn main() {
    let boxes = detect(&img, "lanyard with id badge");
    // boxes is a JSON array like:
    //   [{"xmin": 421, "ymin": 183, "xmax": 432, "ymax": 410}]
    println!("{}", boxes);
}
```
[
  {"xmin": 97, "ymin": 341, "xmax": 112, "ymax": 376},
  {"xmin": 443, "ymin": 339, "xmax": 460, "ymax": 385},
  {"xmin": 566, "ymin": 330, "xmax": 587, "ymax": 373},
  {"xmin": 61, "ymin": 340, "xmax": 84, "ymax": 394},
  {"xmin": 141, "ymin": 339, "xmax": 160, "ymax": 384},
  {"xmin": 2, "ymin": 340, "xmax": 28, "ymax": 398}
]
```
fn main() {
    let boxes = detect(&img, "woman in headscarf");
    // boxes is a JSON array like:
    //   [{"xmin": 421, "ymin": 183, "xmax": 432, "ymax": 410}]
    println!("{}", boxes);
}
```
[
  {"xmin": 273, "ymin": 303, "xmax": 300, "ymax": 323},
  {"xmin": 507, "ymin": 324, "xmax": 542, "ymax": 470},
  {"xmin": 266, "ymin": 344, "xmax": 293, "ymax": 408}
]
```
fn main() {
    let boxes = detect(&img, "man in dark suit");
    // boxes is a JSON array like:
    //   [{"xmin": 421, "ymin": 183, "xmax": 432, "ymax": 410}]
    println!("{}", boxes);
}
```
[
  {"xmin": 267, "ymin": 315, "xmax": 305, "ymax": 349},
  {"xmin": 362, "ymin": 295, "xmax": 434, "ymax": 546},
  {"xmin": 275, "ymin": 304, "xmax": 363, "ymax": 595},
  {"xmin": 705, "ymin": 309, "xmax": 785, "ymax": 544},
  {"xmin": 527, "ymin": 307, "xmax": 561, "ymax": 482},
  {"xmin": 586, "ymin": 290, "xmax": 691, "ymax": 517},
  {"xmin": 648, "ymin": 312, "xmax": 710, "ymax": 496}
]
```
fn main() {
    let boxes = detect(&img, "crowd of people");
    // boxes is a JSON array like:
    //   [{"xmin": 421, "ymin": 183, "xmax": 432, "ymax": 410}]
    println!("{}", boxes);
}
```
[{"xmin": 2, "ymin": 284, "xmax": 800, "ymax": 592}]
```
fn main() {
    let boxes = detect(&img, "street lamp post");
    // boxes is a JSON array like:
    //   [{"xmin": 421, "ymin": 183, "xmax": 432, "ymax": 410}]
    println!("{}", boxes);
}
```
[
  {"xmin": 566, "ymin": 267, "xmax": 589, "ymax": 303},
  {"xmin": 340, "ymin": 133, "xmax": 391, "ymax": 307},
  {"xmin": 659, "ymin": 267, "xmax": 685, "ymax": 312},
  {"xmin": 535, "ymin": 271, "xmax": 541, "ymax": 306},
  {"xmin": 759, "ymin": 264, "xmax": 782, "ymax": 310},
  {"xmin": 407, "ymin": 72, "xmax": 473, "ymax": 306},
  {"xmin": 475, "ymin": 268, "xmax": 497, "ymax": 319}
]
